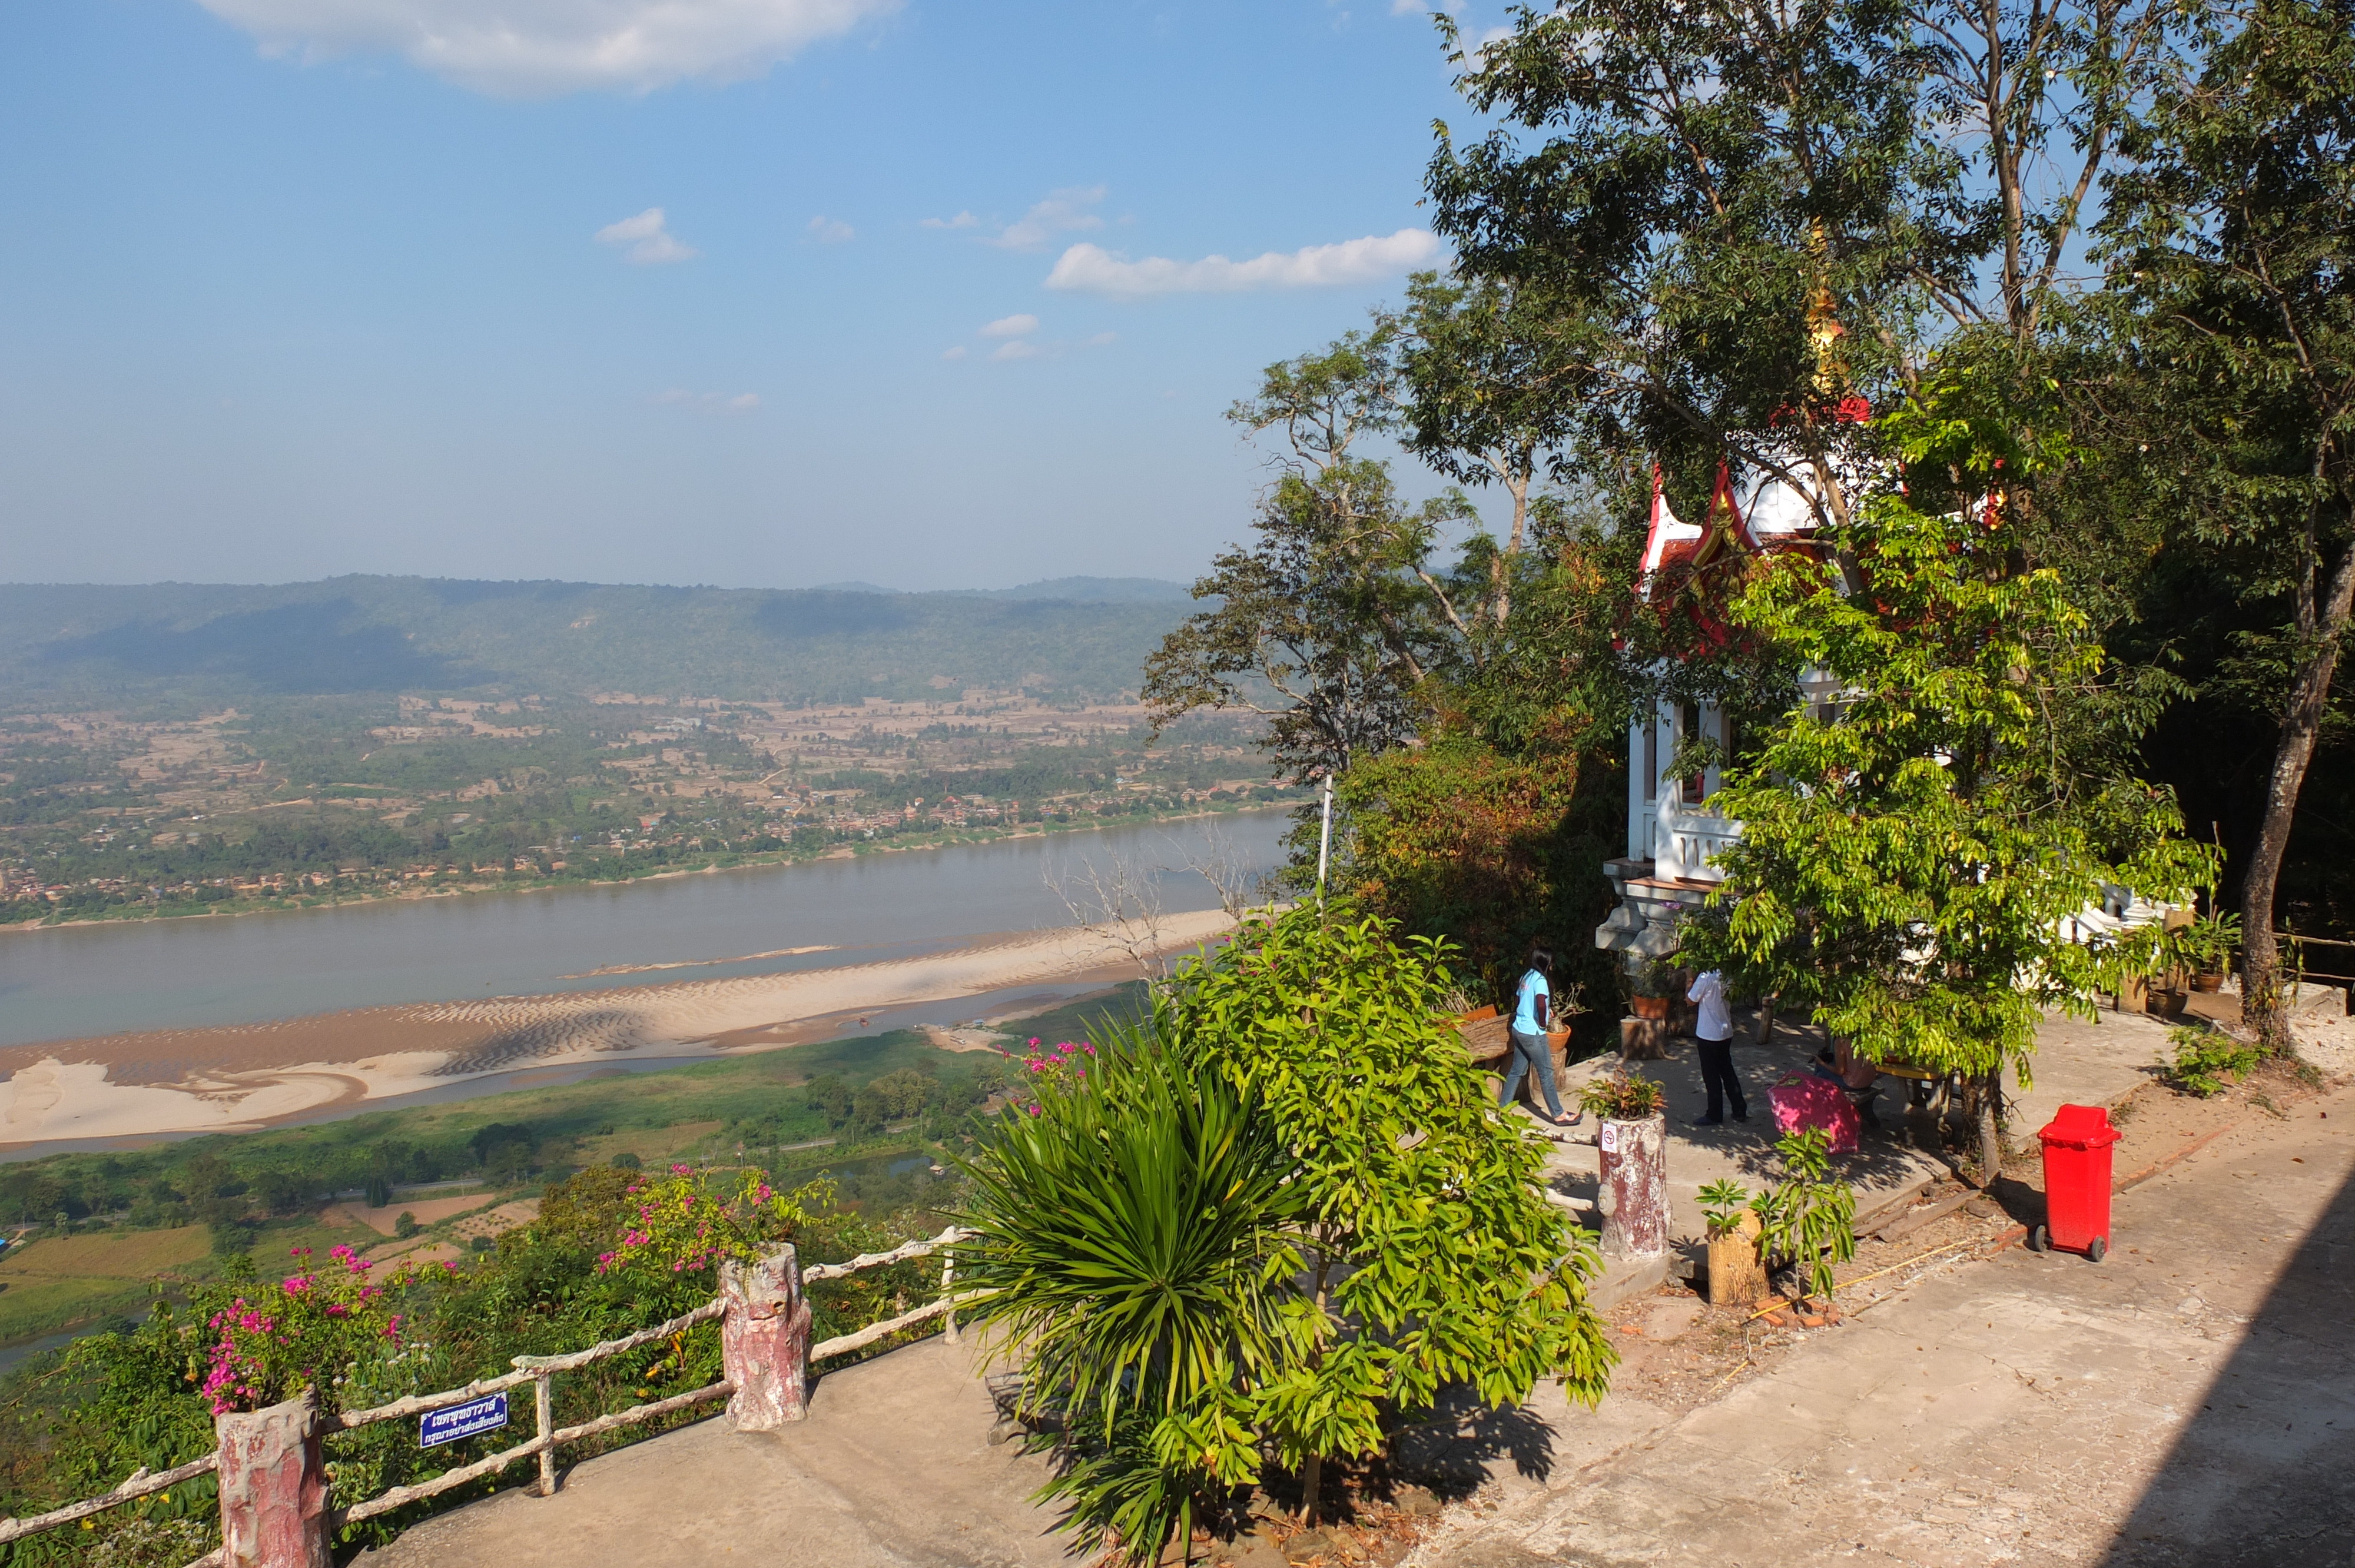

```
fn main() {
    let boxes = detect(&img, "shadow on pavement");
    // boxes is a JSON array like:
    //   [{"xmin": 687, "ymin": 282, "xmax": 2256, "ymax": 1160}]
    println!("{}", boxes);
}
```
[
  {"xmin": 1392, "ymin": 1381, "xmax": 1560, "ymax": 1496},
  {"xmin": 2098, "ymin": 1158, "xmax": 2355, "ymax": 1567}
]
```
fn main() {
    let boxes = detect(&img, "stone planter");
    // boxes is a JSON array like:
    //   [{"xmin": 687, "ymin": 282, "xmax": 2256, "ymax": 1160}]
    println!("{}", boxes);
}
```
[
  {"xmin": 1704, "ymin": 1211, "xmax": 1767, "ymax": 1305},
  {"xmin": 1597, "ymin": 1113, "xmax": 1667, "ymax": 1259},
  {"xmin": 215, "ymin": 1391, "xmax": 331, "ymax": 1568}
]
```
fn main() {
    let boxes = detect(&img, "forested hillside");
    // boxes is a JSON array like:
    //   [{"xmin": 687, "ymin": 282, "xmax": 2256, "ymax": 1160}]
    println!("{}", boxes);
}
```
[{"xmin": 0, "ymin": 576, "xmax": 1194, "ymax": 712}]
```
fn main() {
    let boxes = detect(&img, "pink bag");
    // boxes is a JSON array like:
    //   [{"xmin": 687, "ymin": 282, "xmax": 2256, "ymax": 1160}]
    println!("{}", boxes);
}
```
[{"xmin": 1769, "ymin": 1074, "xmax": 1860, "ymax": 1154}]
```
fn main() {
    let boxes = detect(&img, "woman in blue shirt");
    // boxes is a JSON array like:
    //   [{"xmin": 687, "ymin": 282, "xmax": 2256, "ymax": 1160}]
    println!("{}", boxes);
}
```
[{"xmin": 1500, "ymin": 946, "xmax": 1578, "ymax": 1127}]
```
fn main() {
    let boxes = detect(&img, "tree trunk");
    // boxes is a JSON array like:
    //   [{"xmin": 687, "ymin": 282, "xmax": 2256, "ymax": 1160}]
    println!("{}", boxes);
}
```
[
  {"xmin": 1298, "ymin": 1248, "xmax": 1335, "ymax": 1527},
  {"xmin": 2241, "ymin": 538, "xmax": 2355, "ymax": 1045},
  {"xmin": 1976, "ymin": 1066, "xmax": 2005, "ymax": 1190}
]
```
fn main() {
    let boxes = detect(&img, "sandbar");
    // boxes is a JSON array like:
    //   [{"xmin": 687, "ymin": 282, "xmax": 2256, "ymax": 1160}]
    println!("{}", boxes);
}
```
[{"xmin": 0, "ymin": 911, "xmax": 1234, "ymax": 1148}]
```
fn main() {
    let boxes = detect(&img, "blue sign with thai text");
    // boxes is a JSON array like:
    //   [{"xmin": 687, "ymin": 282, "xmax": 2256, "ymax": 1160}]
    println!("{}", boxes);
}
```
[{"xmin": 420, "ymin": 1393, "xmax": 508, "ymax": 1449}]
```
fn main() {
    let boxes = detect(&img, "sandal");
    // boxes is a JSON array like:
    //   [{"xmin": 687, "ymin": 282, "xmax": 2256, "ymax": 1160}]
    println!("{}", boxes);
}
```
[{"xmin": 1551, "ymin": 1112, "xmax": 1583, "ymax": 1128}]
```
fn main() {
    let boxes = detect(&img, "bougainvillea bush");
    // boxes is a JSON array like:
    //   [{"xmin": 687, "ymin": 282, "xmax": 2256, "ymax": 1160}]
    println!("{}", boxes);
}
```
[
  {"xmin": 199, "ymin": 1245, "xmax": 439, "ymax": 1416},
  {"xmin": 2, "ymin": 1160, "xmax": 969, "ymax": 1565},
  {"xmin": 1001, "ymin": 1037, "xmax": 1100, "ymax": 1114}
]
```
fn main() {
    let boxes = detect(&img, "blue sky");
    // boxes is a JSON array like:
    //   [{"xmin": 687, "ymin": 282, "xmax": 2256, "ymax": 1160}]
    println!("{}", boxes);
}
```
[{"xmin": 0, "ymin": 1, "xmax": 1507, "ymax": 592}]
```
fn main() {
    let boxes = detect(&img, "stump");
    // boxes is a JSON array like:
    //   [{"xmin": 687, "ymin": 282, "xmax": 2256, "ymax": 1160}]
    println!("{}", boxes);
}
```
[
  {"xmin": 721, "ymin": 1245, "xmax": 813, "ymax": 1430},
  {"xmin": 1598, "ymin": 1114, "xmax": 1668, "ymax": 1259},
  {"xmin": 1620, "ymin": 1016, "xmax": 1670, "ymax": 1060},
  {"xmin": 1705, "ymin": 1211, "xmax": 1767, "ymax": 1305},
  {"xmin": 215, "ymin": 1391, "xmax": 330, "ymax": 1568}
]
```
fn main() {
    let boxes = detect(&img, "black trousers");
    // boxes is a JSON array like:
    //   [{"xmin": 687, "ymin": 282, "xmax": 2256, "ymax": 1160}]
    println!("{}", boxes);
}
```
[{"xmin": 1697, "ymin": 1038, "xmax": 1746, "ymax": 1119}]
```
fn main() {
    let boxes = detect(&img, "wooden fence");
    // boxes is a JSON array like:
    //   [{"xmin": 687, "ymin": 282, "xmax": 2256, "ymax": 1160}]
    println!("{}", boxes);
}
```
[{"xmin": 0, "ymin": 1227, "xmax": 973, "ymax": 1568}]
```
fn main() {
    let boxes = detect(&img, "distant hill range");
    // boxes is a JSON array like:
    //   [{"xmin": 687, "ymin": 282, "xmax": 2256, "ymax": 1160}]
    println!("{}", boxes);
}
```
[{"xmin": 0, "ymin": 575, "xmax": 1202, "ymax": 711}]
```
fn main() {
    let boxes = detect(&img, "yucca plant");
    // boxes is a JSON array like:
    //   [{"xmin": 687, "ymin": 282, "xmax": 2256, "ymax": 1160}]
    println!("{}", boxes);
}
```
[{"xmin": 953, "ymin": 1025, "xmax": 1303, "ymax": 1563}]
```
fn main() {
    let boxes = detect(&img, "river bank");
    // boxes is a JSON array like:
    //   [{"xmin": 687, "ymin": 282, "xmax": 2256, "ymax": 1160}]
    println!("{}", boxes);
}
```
[
  {"xmin": 0, "ymin": 800, "xmax": 1297, "ymax": 935},
  {"xmin": 0, "ymin": 908, "xmax": 1236, "ymax": 1148}
]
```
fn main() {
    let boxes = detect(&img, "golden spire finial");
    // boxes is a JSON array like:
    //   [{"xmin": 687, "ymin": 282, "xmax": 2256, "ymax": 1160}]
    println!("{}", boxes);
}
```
[{"xmin": 1805, "ymin": 218, "xmax": 1847, "ymax": 399}]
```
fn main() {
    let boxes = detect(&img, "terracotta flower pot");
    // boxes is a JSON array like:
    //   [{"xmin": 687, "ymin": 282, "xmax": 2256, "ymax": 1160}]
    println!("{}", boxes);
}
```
[
  {"xmin": 1631, "ymin": 994, "xmax": 1670, "ymax": 1022},
  {"xmin": 2191, "ymin": 973, "xmax": 2225, "ymax": 994}
]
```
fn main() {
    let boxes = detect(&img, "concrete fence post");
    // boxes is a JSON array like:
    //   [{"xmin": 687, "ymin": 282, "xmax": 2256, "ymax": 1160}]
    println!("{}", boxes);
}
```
[
  {"xmin": 1598, "ymin": 1112, "xmax": 1669, "ymax": 1259},
  {"xmin": 721, "ymin": 1244, "xmax": 812, "ymax": 1430},
  {"xmin": 214, "ymin": 1390, "xmax": 331, "ymax": 1568}
]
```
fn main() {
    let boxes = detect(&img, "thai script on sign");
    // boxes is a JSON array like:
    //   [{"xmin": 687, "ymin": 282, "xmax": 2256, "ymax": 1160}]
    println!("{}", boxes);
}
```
[{"xmin": 420, "ymin": 1393, "xmax": 509, "ymax": 1449}]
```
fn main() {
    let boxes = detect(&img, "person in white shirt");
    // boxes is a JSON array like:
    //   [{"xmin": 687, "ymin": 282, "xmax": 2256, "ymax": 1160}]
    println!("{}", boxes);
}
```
[{"xmin": 1686, "ymin": 968, "xmax": 1747, "ymax": 1125}]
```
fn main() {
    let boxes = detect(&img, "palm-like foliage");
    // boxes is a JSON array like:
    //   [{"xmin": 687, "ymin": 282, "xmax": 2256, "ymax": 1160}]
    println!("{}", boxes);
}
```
[{"xmin": 953, "ymin": 1029, "xmax": 1303, "ymax": 1557}]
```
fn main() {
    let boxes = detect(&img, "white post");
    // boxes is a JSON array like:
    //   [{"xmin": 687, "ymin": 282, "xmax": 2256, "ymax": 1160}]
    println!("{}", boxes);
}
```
[
  {"xmin": 1315, "ymin": 772, "xmax": 1334, "ymax": 903},
  {"xmin": 534, "ymin": 1374, "xmax": 556, "ymax": 1497},
  {"xmin": 941, "ymin": 1247, "xmax": 959, "ymax": 1346}
]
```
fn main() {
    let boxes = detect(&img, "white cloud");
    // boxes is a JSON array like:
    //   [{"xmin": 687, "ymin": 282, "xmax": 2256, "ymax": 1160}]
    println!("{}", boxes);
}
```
[
  {"xmin": 940, "ymin": 346, "xmax": 968, "ymax": 360},
  {"xmin": 979, "ymin": 313, "xmax": 1039, "ymax": 338},
  {"xmin": 806, "ymin": 215, "xmax": 854, "ymax": 244},
  {"xmin": 1087, "ymin": 331, "xmax": 1117, "ymax": 346},
  {"xmin": 195, "ymin": 0, "xmax": 902, "ymax": 98},
  {"xmin": 596, "ymin": 208, "xmax": 699, "ymax": 265},
  {"xmin": 1043, "ymin": 228, "xmax": 1442, "ymax": 297},
  {"xmin": 991, "ymin": 340, "xmax": 1040, "ymax": 361},
  {"xmin": 654, "ymin": 388, "xmax": 761, "ymax": 413},
  {"xmin": 990, "ymin": 186, "xmax": 1106, "ymax": 251},
  {"xmin": 921, "ymin": 211, "xmax": 979, "ymax": 230}
]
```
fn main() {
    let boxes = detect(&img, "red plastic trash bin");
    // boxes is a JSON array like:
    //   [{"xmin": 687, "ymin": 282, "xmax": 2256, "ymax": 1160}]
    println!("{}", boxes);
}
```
[{"xmin": 2034, "ymin": 1103, "xmax": 2121, "ymax": 1261}]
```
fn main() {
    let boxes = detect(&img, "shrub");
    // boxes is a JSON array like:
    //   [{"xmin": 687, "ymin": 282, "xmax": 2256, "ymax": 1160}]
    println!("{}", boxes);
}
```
[
  {"xmin": 1579, "ymin": 1071, "xmax": 1667, "ymax": 1121},
  {"xmin": 1750, "ymin": 1130, "xmax": 1856, "ymax": 1301},
  {"xmin": 392, "ymin": 1211, "xmax": 419, "ymax": 1239},
  {"xmin": 956, "ymin": 1035, "xmax": 1298, "ymax": 1559},
  {"xmin": 2165, "ymin": 1026, "xmax": 2261, "ymax": 1097},
  {"xmin": 957, "ymin": 903, "xmax": 1617, "ymax": 1562},
  {"xmin": 198, "ymin": 1244, "xmax": 439, "ymax": 1415},
  {"xmin": 595, "ymin": 1165, "xmax": 830, "ymax": 1279},
  {"xmin": 1697, "ymin": 1179, "xmax": 1753, "ymax": 1237}
]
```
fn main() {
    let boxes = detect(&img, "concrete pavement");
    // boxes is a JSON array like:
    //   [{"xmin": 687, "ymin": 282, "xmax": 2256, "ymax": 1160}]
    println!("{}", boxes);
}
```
[
  {"xmin": 352, "ymin": 1337, "xmax": 1064, "ymax": 1568},
  {"xmin": 1529, "ymin": 1002, "xmax": 2182, "ymax": 1283},
  {"xmin": 1407, "ymin": 1076, "xmax": 2355, "ymax": 1567}
]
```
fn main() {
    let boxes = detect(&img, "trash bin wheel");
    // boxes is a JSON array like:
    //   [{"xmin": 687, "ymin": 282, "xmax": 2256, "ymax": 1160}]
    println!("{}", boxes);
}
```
[
  {"xmin": 2029, "ymin": 1225, "xmax": 2048, "ymax": 1253},
  {"xmin": 2088, "ymin": 1235, "xmax": 2107, "ymax": 1263}
]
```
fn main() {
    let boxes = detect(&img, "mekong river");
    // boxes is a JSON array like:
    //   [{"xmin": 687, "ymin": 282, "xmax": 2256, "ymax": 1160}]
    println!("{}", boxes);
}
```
[{"xmin": 0, "ymin": 812, "xmax": 1291, "ymax": 1051}]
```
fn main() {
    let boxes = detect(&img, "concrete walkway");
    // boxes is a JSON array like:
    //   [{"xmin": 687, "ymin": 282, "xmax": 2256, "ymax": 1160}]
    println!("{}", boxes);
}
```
[
  {"xmin": 353, "ymin": 1001, "xmax": 2278, "ymax": 1568},
  {"xmin": 1409, "ymin": 1075, "xmax": 2355, "ymax": 1567},
  {"xmin": 1531, "ymin": 1002, "xmax": 2181, "ymax": 1285},
  {"xmin": 353, "ymin": 1337, "xmax": 1062, "ymax": 1568}
]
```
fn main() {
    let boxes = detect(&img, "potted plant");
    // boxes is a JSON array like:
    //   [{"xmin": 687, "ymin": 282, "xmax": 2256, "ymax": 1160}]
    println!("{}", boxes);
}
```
[
  {"xmin": 1627, "ymin": 958, "xmax": 1677, "ymax": 1021},
  {"xmin": 2176, "ymin": 907, "xmax": 2240, "ymax": 992},
  {"xmin": 1698, "ymin": 1178, "xmax": 1766, "ymax": 1306},
  {"xmin": 1580, "ymin": 1072, "xmax": 1670, "ymax": 1256}
]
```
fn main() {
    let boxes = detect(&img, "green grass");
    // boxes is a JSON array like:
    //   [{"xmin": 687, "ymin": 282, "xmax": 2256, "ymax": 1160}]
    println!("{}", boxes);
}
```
[
  {"xmin": 991, "ymin": 982, "xmax": 1150, "ymax": 1052},
  {"xmin": 0, "ymin": 1225, "xmax": 214, "ymax": 1341}
]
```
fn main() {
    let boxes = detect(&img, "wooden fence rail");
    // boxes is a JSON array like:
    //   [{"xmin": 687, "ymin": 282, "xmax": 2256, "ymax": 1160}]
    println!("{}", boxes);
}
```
[{"xmin": 0, "ymin": 1226, "xmax": 972, "ymax": 1568}]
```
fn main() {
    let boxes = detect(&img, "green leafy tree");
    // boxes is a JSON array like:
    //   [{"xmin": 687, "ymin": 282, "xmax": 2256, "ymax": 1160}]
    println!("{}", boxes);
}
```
[
  {"xmin": 1160, "ymin": 903, "xmax": 1614, "ymax": 1524},
  {"xmin": 1398, "ymin": 270, "xmax": 1596, "ymax": 632},
  {"xmin": 1684, "ymin": 386, "xmax": 2215, "ymax": 1178},
  {"xmin": 956, "ymin": 904, "xmax": 1613, "ymax": 1559},
  {"xmin": 2094, "ymin": 0, "xmax": 2355, "ymax": 1037},
  {"xmin": 1142, "ymin": 328, "xmax": 1461, "ymax": 785}
]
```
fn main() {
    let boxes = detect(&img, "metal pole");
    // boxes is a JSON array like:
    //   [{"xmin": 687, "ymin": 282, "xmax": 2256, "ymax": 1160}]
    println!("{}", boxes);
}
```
[{"xmin": 1315, "ymin": 772, "xmax": 1334, "ymax": 905}]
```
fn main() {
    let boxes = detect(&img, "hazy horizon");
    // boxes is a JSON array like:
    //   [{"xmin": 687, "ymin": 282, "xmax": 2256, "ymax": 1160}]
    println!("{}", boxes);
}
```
[{"xmin": 1, "ymin": 2, "xmax": 1495, "ymax": 594}]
